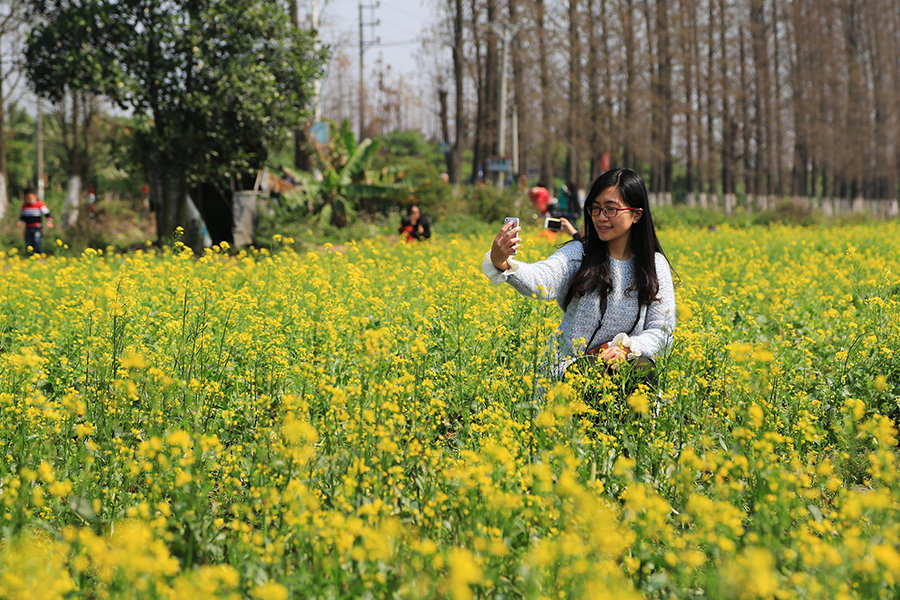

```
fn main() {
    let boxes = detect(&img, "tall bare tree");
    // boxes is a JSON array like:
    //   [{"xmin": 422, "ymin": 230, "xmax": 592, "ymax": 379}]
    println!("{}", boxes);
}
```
[
  {"xmin": 717, "ymin": 0, "xmax": 736, "ymax": 197},
  {"xmin": 508, "ymin": 0, "xmax": 528, "ymax": 181},
  {"xmin": 649, "ymin": 0, "xmax": 673, "ymax": 195},
  {"xmin": 586, "ymin": 0, "xmax": 604, "ymax": 179},
  {"xmin": 564, "ymin": 0, "xmax": 581, "ymax": 184},
  {"xmin": 0, "ymin": 0, "xmax": 27, "ymax": 218},
  {"xmin": 419, "ymin": 0, "xmax": 900, "ymax": 205},
  {"xmin": 679, "ymin": 0, "xmax": 698, "ymax": 200},
  {"xmin": 55, "ymin": 91, "xmax": 100, "ymax": 227},
  {"xmin": 535, "ymin": 0, "xmax": 553, "ymax": 182}
]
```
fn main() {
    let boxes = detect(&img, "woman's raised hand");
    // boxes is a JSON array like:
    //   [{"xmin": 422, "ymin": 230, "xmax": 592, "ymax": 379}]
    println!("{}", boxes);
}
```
[
  {"xmin": 558, "ymin": 217, "xmax": 578, "ymax": 237},
  {"xmin": 490, "ymin": 220, "xmax": 521, "ymax": 271}
]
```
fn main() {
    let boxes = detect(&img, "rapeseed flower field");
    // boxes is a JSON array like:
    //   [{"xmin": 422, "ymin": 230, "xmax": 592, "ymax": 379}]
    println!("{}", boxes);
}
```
[{"xmin": 1, "ymin": 222, "xmax": 899, "ymax": 599}]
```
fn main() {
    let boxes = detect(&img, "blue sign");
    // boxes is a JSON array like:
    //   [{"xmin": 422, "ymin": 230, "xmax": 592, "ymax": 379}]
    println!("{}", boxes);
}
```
[
  {"xmin": 487, "ymin": 157, "xmax": 512, "ymax": 172},
  {"xmin": 310, "ymin": 122, "xmax": 329, "ymax": 145}
]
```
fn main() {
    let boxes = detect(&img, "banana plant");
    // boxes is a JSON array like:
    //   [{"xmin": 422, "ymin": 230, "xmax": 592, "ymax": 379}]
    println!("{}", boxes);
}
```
[{"xmin": 283, "ymin": 120, "xmax": 409, "ymax": 227}]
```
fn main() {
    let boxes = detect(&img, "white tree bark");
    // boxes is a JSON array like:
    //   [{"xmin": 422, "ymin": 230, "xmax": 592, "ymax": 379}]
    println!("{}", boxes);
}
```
[
  {"xmin": 62, "ymin": 174, "xmax": 82, "ymax": 227},
  {"xmin": 0, "ymin": 172, "xmax": 7, "ymax": 219}
]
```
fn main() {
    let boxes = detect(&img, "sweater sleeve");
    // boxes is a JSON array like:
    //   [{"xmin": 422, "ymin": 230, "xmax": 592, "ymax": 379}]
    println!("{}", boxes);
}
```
[
  {"xmin": 482, "ymin": 242, "xmax": 582, "ymax": 301},
  {"xmin": 628, "ymin": 253, "xmax": 677, "ymax": 358}
]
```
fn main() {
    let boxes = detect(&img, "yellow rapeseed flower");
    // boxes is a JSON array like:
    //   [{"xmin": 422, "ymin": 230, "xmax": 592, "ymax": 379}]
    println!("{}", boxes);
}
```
[
  {"xmin": 626, "ymin": 391, "xmax": 650, "ymax": 414},
  {"xmin": 251, "ymin": 581, "xmax": 288, "ymax": 600}
]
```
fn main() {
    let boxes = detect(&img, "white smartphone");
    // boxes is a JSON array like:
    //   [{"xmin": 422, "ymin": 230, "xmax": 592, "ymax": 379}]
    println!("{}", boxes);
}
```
[
  {"xmin": 503, "ymin": 217, "xmax": 519, "ymax": 254},
  {"xmin": 544, "ymin": 217, "xmax": 562, "ymax": 231}
]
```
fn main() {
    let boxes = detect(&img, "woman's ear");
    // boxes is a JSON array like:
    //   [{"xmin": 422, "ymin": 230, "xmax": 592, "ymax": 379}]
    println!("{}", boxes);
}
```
[{"xmin": 632, "ymin": 208, "xmax": 643, "ymax": 223}]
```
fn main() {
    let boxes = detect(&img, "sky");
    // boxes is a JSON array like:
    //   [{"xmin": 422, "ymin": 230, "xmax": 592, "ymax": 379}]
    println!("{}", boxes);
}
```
[
  {"xmin": 309, "ymin": 0, "xmax": 444, "ymax": 134},
  {"xmin": 315, "ymin": 0, "xmax": 439, "ymax": 81}
]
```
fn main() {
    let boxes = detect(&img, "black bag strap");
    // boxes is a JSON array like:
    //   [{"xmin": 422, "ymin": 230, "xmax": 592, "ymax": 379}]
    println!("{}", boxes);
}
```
[
  {"xmin": 585, "ymin": 296, "xmax": 643, "ymax": 352},
  {"xmin": 628, "ymin": 305, "xmax": 643, "ymax": 335},
  {"xmin": 584, "ymin": 294, "xmax": 608, "ymax": 351}
]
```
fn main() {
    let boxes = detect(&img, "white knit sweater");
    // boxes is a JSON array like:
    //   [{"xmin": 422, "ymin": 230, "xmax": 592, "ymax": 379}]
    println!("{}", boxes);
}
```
[{"xmin": 482, "ymin": 241, "xmax": 676, "ymax": 373}]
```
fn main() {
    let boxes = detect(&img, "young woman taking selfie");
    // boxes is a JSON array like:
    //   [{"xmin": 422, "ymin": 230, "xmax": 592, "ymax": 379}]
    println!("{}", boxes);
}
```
[{"xmin": 482, "ymin": 168, "xmax": 676, "ymax": 379}]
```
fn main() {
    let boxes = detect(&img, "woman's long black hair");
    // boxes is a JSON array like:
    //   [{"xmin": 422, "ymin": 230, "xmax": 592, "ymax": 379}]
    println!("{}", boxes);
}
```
[{"xmin": 563, "ymin": 168, "xmax": 667, "ymax": 310}]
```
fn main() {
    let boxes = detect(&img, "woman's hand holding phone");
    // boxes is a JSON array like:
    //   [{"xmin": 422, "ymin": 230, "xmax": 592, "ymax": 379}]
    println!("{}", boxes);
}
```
[
  {"xmin": 558, "ymin": 217, "xmax": 578, "ymax": 237},
  {"xmin": 491, "ymin": 218, "xmax": 521, "ymax": 271}
]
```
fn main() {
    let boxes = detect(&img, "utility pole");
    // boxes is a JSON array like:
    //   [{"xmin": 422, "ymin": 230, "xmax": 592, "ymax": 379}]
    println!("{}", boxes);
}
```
[
  {"xmin": 489, "ymin": 22, "xmax": 520, "ymax": 189},
  {"xmin": 310, "ymin": 0, "xmax": 321, "ymax": 124},
  {"xmin": 358, "ymin": 1, "xmax": 379, "ymax": 141}
]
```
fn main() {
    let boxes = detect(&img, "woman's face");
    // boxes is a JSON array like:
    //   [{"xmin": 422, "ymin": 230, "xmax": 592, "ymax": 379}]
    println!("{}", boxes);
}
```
[
  {"xmin": 589, "ymin": 186, "xmax": 641, "ymax": 248},
  {"xmin": 410, "ymin": 206, "xmax": 421, "ymax": 221}
]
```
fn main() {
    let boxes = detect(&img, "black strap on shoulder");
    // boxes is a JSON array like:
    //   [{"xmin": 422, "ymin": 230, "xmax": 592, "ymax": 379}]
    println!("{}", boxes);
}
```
[
  {"xmin": 628, "ymin": 306, "xmax": 642, "ymax": 335},
  {"xmin": 584, "ymin": 294, "xmax": 608, "ymax": 351},
  {"xmin": 585, "ymin": 296, "xmax": 643, "ymax": 352}
]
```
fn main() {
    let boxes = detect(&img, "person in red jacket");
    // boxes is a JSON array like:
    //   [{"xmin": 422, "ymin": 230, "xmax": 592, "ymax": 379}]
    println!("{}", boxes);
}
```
[
  {"xmin": 18, "ymin": 187, "xmax": 53, "ymax": 255},
  {"xmin": 528, "ymin": 179, "xmax": 550, "ymax": 216}
]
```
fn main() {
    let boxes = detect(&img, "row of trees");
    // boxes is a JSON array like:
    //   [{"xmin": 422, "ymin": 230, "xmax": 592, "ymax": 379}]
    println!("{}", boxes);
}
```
[
  {"xmin": 4, "ymin": 0, "xmax": 898, "ymax": 241},
  {"xmin": 433, "ymin": 0, "xmax": 900, "ymax": 201}
]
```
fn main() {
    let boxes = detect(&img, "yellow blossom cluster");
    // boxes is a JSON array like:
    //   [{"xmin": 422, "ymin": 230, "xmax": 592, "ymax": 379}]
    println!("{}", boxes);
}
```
[{"xmin": 0, "ymin": 222, "xmax": 899, "ymax": 598}]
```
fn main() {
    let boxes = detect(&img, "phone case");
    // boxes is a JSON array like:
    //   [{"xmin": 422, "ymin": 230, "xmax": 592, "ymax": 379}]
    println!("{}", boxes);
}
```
[{"xmin": 503, "ymin": 217, "xmax": 519, "ymax": 254}]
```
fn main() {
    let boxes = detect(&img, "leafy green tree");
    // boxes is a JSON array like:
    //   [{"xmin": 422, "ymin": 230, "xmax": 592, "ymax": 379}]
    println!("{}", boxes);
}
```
[
  {"xmin": 377, "ymin": 130, "xmax": 429, "ymax": 159},
  {"xmin": 373, "ymin": 129, "xmax": 446, "ymax": 174},
  {"xmin": 25, "ymin": 0, "xmax": 326, "ymax": 243},
  {"xmin": 5, "ymin": 105, "xmax": 36, "ymax": 194}
]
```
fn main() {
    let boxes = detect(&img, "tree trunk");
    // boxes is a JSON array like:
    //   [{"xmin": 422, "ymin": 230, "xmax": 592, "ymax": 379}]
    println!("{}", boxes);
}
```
[
  {"xmin": 294, "ymin": 128, "xmax": 313, "ymax": 172},
  {"xmin": 448, "ymin": 0, "xmax": 464, "ymax": 184},
  {"xmin": 508, "ymin": 0, "xmax": 528, "ymax": 181},
  {"xmin": 787, "ymin": 1, "xmax": 810, "ymax": 197},
  {"xmin": 705, "ymin": 0, "xmax": 716, "ymax": 199},
  {"xmin": 650, "ymin": 0, "xmax": 672, "ymax": 194},
  {"xmin": 62, "ymin": 175, "xmax": 82, "ymax": 228},
  {"xmin": 148, "ymin": 162, "xmax": 178, "ymax": 241},
  {"xmin": 470, "ymin": 0, "xmax": 498, "ymax": 184},
  {"xmin": 438, "ymin": 87, "xmax": 453, "ymax": 178},
  {"xmin": 681, "ymin": 1, "xmax": 697, "ymax": 200},
  {"xmin": 770, "ymin": 0, "xmax": 784, "ymax": 196},
  {"xmin": 749, "ymin": 0, "xmax": 771, "ymax": 195},
  {"xmin": 718, "ymin": 0, "xmax": 735, "ymax": 196},
  {"xmin": 621, "ymin": 0, "xmax": 637, "ymax": 167},
  {"xmin": 739, "ymin": 24, "xmax": 754, "ymax": 197},
  {"xmin": 565, "ymin": 0, "xmax": 581, "ymax": 184},
  {"xmin": 587, "ymin": 0, "xmax": 602, "ymax": 179},
  {"xmin": 469, "ymin": 0, "xmax": 488, "ymax": 182},
  {"xmin": 536, "ymin": 0, "xmax": 553, "ymax": 182},
  {"xmin": 0, "ymin": 63, "xmax": 6, "ymax": 220},
  {"xmin": 836, "ymin": 0, "xmax": 862, "ymax": 198}
]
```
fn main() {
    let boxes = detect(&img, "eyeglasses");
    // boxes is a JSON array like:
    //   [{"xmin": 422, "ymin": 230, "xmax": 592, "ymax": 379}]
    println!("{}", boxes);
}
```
[{"xmin": 588, "ymin": 205, "xmax": 641, "ymax": 218}]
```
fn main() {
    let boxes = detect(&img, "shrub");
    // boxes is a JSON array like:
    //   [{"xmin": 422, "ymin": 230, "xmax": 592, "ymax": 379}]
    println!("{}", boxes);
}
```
[{"xmin": 752, "ymin": 198, "xmax": 821, "ymax": 226}]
